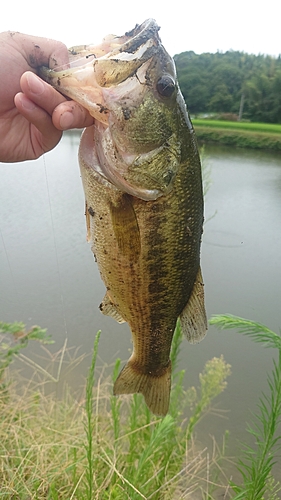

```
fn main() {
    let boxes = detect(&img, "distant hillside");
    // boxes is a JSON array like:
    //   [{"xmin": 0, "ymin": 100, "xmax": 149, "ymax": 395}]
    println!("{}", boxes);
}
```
[{"xmin": 174, "ymin": 51, "xmax": 281, "ymax": 123}]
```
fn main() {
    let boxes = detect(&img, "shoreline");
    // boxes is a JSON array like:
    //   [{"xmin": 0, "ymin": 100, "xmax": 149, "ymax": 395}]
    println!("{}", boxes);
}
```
[{"xmin": 192, "ymin": 120, "xmax": 281, "ymax": 151}]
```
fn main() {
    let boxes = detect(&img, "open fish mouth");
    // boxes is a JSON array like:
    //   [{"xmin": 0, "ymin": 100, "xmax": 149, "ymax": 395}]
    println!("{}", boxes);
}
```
[
  {"xmin": 40, "ymin": 19, "xmax": 182, "ymax": 201},
  {"xmin": 41, "ymin": 19, "xmax": 161, "ymax": 125}
]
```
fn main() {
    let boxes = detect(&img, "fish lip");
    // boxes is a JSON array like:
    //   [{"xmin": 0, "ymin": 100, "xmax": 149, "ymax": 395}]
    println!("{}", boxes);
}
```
[
  {"xmin": 115, "ymin": 18, "xmax": 160, "ymax": 54},
  {"xmin": 39, "ymin": 19, "xmax": 161, "ymax": 126},
  {"xmin": 39, "ymin": 18, "xmax": 160, "ymax": 85},
  {"xmin": 40, "ymin": 20, "xmax": 170, "ymax": 201}
]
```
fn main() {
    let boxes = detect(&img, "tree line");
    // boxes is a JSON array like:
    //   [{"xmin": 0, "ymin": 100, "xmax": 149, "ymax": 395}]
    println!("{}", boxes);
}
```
[{"xmin": 174, "ymin": 50, "xmax": 281, "ymax": 123}]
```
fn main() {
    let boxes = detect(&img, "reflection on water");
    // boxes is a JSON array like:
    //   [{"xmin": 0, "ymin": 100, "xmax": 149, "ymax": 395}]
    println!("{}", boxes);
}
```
[{"xmin": 1, "ymin": 134, "xmax": 281, "ymax": 462}]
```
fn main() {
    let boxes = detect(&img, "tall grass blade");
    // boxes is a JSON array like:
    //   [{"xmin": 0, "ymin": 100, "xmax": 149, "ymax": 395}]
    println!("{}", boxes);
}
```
[
  {"xmin": 170, "ymin": 319, "xmax": 183, "ymax": 373},
  {"xmin": 84, "ymin": 330, "xmax": 101, "ymax": 500},
  {"xmin": 210, "ymin": 314, "xmax": 281, "ymax": 499},
  {"xmin": 111, "ymin": 357, "xmax": 122, "ymax": 442},
  {"xmin": 210, "ymin": 314, "xmax": 281, "ymax": 349}
]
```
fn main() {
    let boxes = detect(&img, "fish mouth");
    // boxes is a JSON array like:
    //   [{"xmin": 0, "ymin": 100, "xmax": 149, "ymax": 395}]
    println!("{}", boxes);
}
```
[
  {"xmin": 41, "ymin": 19, "xmax": 160, "ymax": 124},
  {"xmin": 40, "ymin": 19, "xmax": 179, "ymax": 201}
]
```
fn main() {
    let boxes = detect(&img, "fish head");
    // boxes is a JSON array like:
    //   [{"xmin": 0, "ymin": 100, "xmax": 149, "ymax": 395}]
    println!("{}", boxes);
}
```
[{"xmin": 40, "ymin": 19, "xmax": 185, "ymax": 200}]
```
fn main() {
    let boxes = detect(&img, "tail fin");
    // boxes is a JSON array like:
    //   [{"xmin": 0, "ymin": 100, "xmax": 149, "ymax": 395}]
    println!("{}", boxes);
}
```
[{"xmin": 113, "ymin": 360, "xmax": 171, "ymax": 416}]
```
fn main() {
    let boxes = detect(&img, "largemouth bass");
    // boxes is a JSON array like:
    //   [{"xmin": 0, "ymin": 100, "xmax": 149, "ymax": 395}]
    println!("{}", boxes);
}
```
[{"xmin": 41, "ymin": 19, "xmax": 207, "ymax": 416}]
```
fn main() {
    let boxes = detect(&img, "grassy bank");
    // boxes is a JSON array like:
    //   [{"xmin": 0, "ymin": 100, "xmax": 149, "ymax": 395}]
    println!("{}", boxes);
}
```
[
  {"xmin": 0, "ymin": 322, "xmax": 231, "ymax": 499},
  {"xmin": 1, "ymin": 317, "xmax": 281, "ymax": 499},
  {"xmin": 193, "ymin": 119, "xmax": 281, "ymax": 151}
]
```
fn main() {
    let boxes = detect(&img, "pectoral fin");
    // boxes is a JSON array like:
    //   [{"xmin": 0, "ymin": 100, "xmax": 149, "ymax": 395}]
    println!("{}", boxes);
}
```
[
  {"xmin": 110, "ymin": 194, "xmax": 140, "ymax": 262},
  {"xmin": 99, "ymin": 293, "xmax": 125, "ymax": 324},
  {"xmin": 180, "ymin": 267, "xmax": 208, "ymax": 344}
]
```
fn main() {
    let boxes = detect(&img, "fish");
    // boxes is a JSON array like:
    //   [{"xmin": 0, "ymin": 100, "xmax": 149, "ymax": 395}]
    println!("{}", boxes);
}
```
[{"xmin": 40, "ymin": 19, "xmax": 207, "ymax": 416}]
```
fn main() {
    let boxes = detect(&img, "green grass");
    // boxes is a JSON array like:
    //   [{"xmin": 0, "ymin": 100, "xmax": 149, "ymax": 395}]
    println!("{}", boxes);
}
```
[
  {"xmin": 193, "ymin": 120, "xmax": 281, "ymax": 135},
  {"xmin": 210, "ymin": 315, "xmax": 281, "ymax": 499},
  {"xmin": 0, "ymin": 321, "xmax": 231, "ymax": 499},
  {"xmin": 192, "ymin": 120, "xmax": 281, "ymax": 150},
  {"xmin": 3, "ymin": 315, "xmax": 281, "ymax": 498}
]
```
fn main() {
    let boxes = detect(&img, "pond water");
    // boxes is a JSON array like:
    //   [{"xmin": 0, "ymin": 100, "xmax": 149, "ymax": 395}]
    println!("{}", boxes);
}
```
[{"xmin": 1, "ymin": 131, "xmax": 281, "ymax": 471}]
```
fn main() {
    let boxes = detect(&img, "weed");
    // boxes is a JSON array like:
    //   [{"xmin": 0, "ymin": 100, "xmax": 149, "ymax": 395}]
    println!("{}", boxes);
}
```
[
  {"xmin": 0, "ymin": 321, "xmax": 53, "ymax": 387},
  {"xmin": 210, "ymin": 314, "xmax": 281, "ymax": 499},
  {"xmin": 0, "ymin": 321, "xmax": 231, "ymax": 498}
]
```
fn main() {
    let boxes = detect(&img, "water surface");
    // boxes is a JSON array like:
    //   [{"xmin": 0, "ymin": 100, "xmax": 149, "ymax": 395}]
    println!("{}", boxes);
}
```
[{"xmin": 1, "ymin": 133, "xmax": 281, "ymax": 466}]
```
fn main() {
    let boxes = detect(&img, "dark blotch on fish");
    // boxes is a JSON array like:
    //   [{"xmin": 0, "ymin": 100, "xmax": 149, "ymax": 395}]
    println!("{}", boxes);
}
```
[
  {"xmin": 122, "ymin": 108, "xmax": 131, "ymax": 120},
  {"xmin": 88, "ymin": 206, "xmax": 95, "ymax": 216}
]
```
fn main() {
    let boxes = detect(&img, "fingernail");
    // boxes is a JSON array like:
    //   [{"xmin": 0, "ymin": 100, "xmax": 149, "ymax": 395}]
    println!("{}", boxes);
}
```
[
  {"xmin": 21, "ymin": 96, "xmax": 36, "ymax": 111},
  {"xmin": 59, "ymin": 111, "xmax": 74, "ymax": 129},
  {"xmin": 26, "ymin": 72, "xmax": 45, "ymax": 95}
]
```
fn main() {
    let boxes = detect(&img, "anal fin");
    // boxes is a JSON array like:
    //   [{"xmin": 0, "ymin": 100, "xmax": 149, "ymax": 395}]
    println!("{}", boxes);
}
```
[
  {"xmin": 180, "ymin": 267, "xmax": 208, "ymax": 344},
  {"xmin": 99, "ymin": 293, "xmax": 126, "ymax": 324},
  {"xmin": 114, "ymin": 359, "xmax": 171, "ymax": 416}
]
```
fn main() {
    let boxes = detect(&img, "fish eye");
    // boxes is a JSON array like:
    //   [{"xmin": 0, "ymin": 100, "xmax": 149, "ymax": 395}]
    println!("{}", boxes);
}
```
[{"xmin": 156, "ymin": 76, "xmax": 175, "ymax": 97}]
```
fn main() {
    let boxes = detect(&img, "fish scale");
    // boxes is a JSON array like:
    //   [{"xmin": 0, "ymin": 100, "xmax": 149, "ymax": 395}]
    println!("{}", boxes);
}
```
[{"xmin": 40, "ymin": 19, "xmax": 207, "ymax": 415}]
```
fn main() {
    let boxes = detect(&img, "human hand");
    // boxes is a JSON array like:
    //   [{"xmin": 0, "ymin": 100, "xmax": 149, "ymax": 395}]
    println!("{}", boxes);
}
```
[{"xmin": 0, "ymin": 32, "xmax": 94, "ymax": 163}]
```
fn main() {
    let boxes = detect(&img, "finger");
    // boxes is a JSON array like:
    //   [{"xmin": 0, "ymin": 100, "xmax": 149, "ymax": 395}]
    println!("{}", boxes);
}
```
[
  {"xmin": 20, "ymin": 72, "xmax": 94, "ymax": 130},
  {"xmin": 14, "ymin": 92, "xmax": 62, "ymax": 155},
  {"xmin": 20, "ymin": 71, "xmax": 66, "ymax": 115},
  {"xmin": 13, "ymin": 32, "xmax": 70, "ymax": 69},
  {"xmin": 52, "ymin": 101, "xmax": 94, "ymax": 130}
]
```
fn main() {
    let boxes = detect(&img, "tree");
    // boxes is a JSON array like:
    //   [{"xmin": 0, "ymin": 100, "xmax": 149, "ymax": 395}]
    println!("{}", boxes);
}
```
[{"xmin": 174, "ymin": 50, "xmax": 281, "ymax": 123}]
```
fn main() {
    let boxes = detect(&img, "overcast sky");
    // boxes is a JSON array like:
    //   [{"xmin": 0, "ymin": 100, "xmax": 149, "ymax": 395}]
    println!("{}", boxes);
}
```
[{"xmin": 1, "ymin": 0, "xmax": 279, "ymax": 58}]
